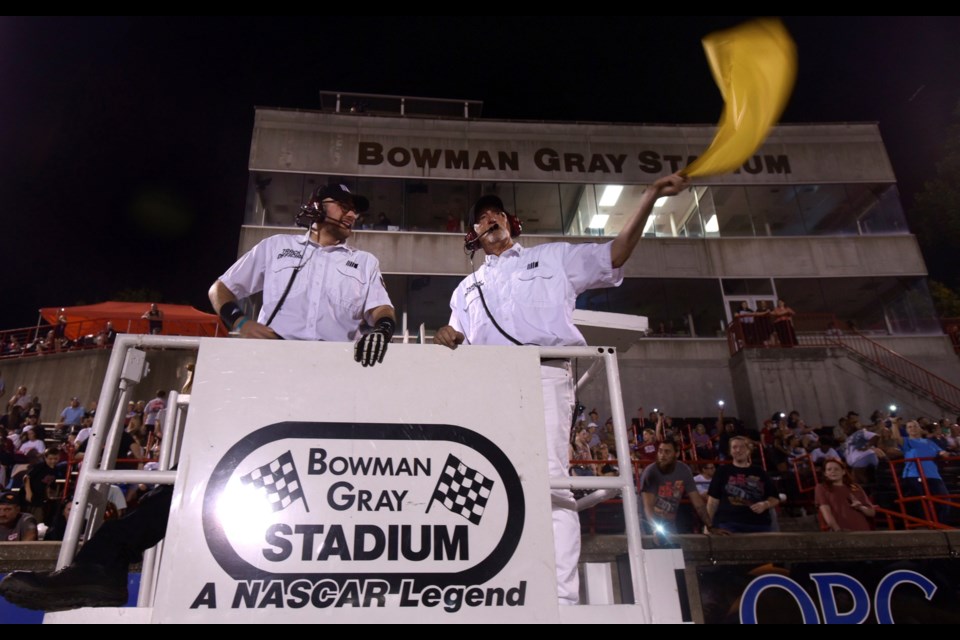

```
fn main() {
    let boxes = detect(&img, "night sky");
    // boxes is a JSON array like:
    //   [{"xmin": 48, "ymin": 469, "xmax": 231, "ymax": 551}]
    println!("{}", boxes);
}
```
[{"xmin": 2, "ymin": 16, "xmax": 958, "ymax": 329}]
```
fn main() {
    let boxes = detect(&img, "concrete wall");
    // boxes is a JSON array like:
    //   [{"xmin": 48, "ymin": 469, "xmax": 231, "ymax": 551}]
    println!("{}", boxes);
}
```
[
  {"xmin": 567, "ymin": 336, "xmax": 960, "ymax": 428},
  {"xmin": 238, "ymin": 227, "xmax": 927, "ymax": 280},
  {"xmin": 4, "ymin": 335, "xmax": 957, "ymax": 431},
  {"xmin": 732, "ymin": 339, "xmax": 960, "ymax": 429},
  {"xmin": 1, "ymin": 349, "xmax": 195, "ymax": 421}
]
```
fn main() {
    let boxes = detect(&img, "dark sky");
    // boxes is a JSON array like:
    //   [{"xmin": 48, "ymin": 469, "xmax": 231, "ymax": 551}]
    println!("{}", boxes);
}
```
[{"xmin": 2, "ymin": 16, "xmax": 958, "ymax": 328}]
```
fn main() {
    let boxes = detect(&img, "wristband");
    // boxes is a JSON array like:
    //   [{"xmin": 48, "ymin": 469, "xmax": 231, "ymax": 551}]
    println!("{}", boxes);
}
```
[
  {"xmin": 235, "ymin": 317, "xmax": 249, "ymax": 331},
  {"xmin": 375, "ymin": 316, "xmax": 396, "ymax": 340},
  {"xmin": 219, "ymin": 301, "xmax": 245, "ymax": 328}
]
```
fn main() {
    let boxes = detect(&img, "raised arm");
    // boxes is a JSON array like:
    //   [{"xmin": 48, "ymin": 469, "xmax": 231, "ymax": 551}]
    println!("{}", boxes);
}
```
[{"xmin": 610, "ymin": 173, "xmax": 688, "ymax": 268}]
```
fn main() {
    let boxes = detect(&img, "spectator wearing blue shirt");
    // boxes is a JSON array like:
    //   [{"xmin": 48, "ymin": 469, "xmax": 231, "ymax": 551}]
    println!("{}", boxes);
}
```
[
  {"xmin": 56, "ymin": 397, "xmax": 85, "ymax": 437},
  {"xmin": 892, "ymin": 420, "xmax": 951, "ymax": 524}
]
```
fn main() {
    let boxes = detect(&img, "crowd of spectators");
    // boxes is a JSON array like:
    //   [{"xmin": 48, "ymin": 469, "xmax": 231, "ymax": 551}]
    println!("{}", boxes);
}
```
[
  {"xmin": 571, "ymin": 403, "xmax": 959, "ymax": 536},
  {"xmin": 0, "ymin": 384, "xmax": 166, "ymax": 540}
]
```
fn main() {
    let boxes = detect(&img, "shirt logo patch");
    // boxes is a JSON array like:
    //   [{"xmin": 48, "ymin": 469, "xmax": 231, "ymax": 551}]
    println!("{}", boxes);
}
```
[
  {"xmin": 345, "ymin": 260, "xmax": 359, "ymax": 269},
  {"xmin": 465, "ymin": 281, "xmax": 485, "ymax": 293},
  {"xmin": 278, "ymin": 249, "xmax": 303, "ymax": 260},
  {"xmin": 526, "ymin": 262, "xmax": 539, "ymax": 270}
]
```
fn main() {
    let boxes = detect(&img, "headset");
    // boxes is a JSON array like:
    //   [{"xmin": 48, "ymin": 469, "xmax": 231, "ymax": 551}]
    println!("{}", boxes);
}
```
[
  {"xmin": 463, "ymin": 195, "xmax": 523, "ymax": 253},
  {"xmin": 296, "ymin": 184, "xmax": 370, "ymax": 230}
]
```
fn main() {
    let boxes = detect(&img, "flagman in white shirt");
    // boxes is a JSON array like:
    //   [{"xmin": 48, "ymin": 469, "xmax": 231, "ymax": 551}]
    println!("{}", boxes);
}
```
[
  {"xmin": 435, "ymin": 173, "xmax": 687, "ymax": 605},
  {"xmin": 0, "ymin": 184, "xmax": 397, "ymax": 612}
]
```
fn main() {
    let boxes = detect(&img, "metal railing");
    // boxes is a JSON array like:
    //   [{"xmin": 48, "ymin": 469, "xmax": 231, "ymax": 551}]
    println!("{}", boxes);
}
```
[{"xmin": 0, "ymin": 319, "xmax": 223, "ymax": 360}]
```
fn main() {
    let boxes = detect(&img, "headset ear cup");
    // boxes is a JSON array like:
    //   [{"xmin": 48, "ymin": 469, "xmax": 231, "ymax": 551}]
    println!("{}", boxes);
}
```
[
  {"xmin": 464, "ymin": 230, "xmax": 480, "ymax": 251},
  {"xmin": 509, "ymin": 215, "xmax": 523, "ymax": 238}
]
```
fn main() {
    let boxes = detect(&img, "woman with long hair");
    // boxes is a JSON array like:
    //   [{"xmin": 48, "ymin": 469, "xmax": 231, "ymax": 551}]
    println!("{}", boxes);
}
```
[{"xmin": 815, "ymin": 458, "xmax": 875, "ymax": 531}]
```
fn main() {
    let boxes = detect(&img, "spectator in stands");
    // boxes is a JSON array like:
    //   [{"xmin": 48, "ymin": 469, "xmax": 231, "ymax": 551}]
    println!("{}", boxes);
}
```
[
  {"xmin": 142, "ymin": 303, "xmax": 164, "ymax": 335},
  {"xmin": 8, "ymin": 385, "xmax": 30, "ymax": 413},
  {"xmin": 948, "ymin": 424, "xmax": 960, "ymax": 454},
  {"xmin": 844, "ymin": 424, "xmax": 885, "ymax": 487},
  {"xmin": 772, "ymin": 299, "xmax": 798, "ymax": 347},
  {"xmin": 74, "ymin": 413, "xmax": 94, "ymax": 448},
  {"xmin": 375, "ymin": 212, "xmax": 393, "ymax": 229},
  {"xmin": 0, "ymin": 492, "xmax": 37, "ymax": 541},
  {"xmin": 876, "ymin": 424, "xmax": 903, "ymax": 459},
  {"xmin": 735, "ymin": 301, "xmax": 757, "ymax": 346},
  {"xmin": 891, "ymin": 420, "xmax": 951, "ymax": 524},
  {"xmin": 57, "ymin": 397, "xmax": 85, "ymax": 437},
  {"xmin": 693, "ymin": 462, "xmax": 716, "ymax": 499},
  {"xmin": 143, "ymin": 390, "xmax": 167, "ymax": 438},
  {"xmin": 96, "ymin": 322, "xmax": 117, "ymax": 348},
  {"xmin": 43, "ymin": 500, "xmax": 72, "ymax": 542},
  {"xmin": 640, "ymin": 440, "xmax": 716, "ymax": 536},
  {"xmin": 601, "ymin": 418, "xmax": 617, "ymax": 449},
  {"xmin": 570, "ymin": 428, "xmax": 595, "ymax": 476},
  {"xmin": 707, "ymin": 436, "xmax": 780, "ymax": 533},
  {"xmin": 26, "ymin": 396, "xmax": 42, "ymax": 422},
  {"xmin": 594, "ymin": 443, "xmax": 618, "ymax": 477},
  {"xmin": 637, "ymin": 428, "xmax": 659, "ymax": 464},
  {"xmin": 810, "ymin": 439, "xmax": 842, "ymax": 466},
  {"xmin": 717, "ymin": 408, "xmax": 743, "ymax": 460},
  {"xmin": 754, "ymin": 300, "xmax": 774, "ymax": 345},
  {"xmin": 815, "ymin": 459, "xmax": 875, "ymax": 532},
  {"xmin": 17, "ymin": 428, "xmax": 46, "ymax": 458},
  {"xmin": 692, "ymin": 423, "xmax": 714, "ymax": 460},
  {"xmin": 23, "ymin": 449, "xmax": 61, "ymax": 523}
]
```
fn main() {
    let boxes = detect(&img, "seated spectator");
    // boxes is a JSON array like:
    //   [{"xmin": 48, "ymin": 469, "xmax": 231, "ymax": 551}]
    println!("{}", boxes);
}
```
[
  {"xmin": 810, "ymin": 439, "xmax": 842, "ymax": 466},
  {"xmin": 0, "ymin": 492, "xmax": 37, "ymax": 541},
  {"xmin": 707, "ymin": 437, "xmax": 780, "ymax": 533},
  {"xmin": 692, "ymin": 424, "xmax": 714, "ymax": 459},
  {"xmin": 815, "ymin": 458, "xmax": 876, "ymax": 532},
  {"xmin": 594, "ymin": 443, "xmax": 618, "ymax": 476},
  {"xmin": 844, "ymin": 425, "xmax": 884, "ymax": 487},
  {"xmin": 23, "ymin": 449, "xmax": 61, "ymax": 524},
  {"xmin": 601, "ymin": 418, "xmax": 617, "ymax": 449},
  {"xmin": 17, "ymin": 428, "xmax": 46, "ymax": 459},
  {"xmin": 693, "ymin": 462, "xmax": 716, "ymax": 498},
  {"xmin": 637, "ymin": 428, "xmax": 658, "ymax": 464}
]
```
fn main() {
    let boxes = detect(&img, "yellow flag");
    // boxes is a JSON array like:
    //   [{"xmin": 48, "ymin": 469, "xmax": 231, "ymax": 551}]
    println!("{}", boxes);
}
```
[{"xmin": 683, "ymin": 18, "xmax": 797, "ymax": 178}]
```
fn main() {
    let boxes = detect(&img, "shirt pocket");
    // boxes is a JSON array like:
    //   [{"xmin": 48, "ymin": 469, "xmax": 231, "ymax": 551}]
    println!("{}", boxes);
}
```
[
  {"xmin": 514, "ymin": 269, "xmax": 556, "ymax": 307},
  {"xmin": 335, "ymin": 265, "xmax": 367, "ymax": 313}
]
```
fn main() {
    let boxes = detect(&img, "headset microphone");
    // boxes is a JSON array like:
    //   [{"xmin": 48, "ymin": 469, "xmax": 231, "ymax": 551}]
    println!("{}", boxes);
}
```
[{"xmin": 464, "ymin": 222, "xmax": 500, "ymax": 252}]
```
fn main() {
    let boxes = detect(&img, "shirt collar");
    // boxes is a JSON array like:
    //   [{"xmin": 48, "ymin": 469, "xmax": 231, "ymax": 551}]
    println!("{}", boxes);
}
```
[
  {"xmin": 484, "ymin": 242, "xmax": 523, "ymax": 265},
  {"xmin": 295, "ymin": 231, "xmax": 355, "ymax": 253}
]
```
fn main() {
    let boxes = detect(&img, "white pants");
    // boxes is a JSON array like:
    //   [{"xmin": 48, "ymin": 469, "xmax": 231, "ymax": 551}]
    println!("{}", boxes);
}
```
[{"xmin": 541, "ymin": 363, "xmax": 580, "ymax": 606}]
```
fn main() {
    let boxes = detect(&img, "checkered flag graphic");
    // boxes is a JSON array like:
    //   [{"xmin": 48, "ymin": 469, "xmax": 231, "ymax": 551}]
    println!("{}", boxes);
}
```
[
  {"xmin": 240, "ymin": 450, "xmax": 309, "ymax": 513},
  {"xmin": 426, "ymin": 454, "xmax": 494, "ymax": 525}
]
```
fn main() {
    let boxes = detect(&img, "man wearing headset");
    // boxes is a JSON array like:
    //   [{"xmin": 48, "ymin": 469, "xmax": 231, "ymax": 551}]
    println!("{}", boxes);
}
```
[
  {"xmin": 210, "ymin": 182, "xmax": 396, "ymax": 362},
  {"xmin": 0, "ymin": 184, "xmax": 396, "ymax": 612},
  {"xmin": 435, "ymin": 173, "xmax": 686, "ymax": 605}
]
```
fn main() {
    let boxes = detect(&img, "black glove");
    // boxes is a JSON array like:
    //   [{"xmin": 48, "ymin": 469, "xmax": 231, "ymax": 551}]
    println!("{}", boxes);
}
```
[{"xmin": 354, "ymin": 317, "xmax": 395, "ymax": 367}]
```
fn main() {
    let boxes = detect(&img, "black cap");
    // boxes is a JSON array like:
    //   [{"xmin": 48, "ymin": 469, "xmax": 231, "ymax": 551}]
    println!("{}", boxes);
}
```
[
  {"xmin": 472, "ymin": 195, "xmax": 505, "ymax": 222},
  {"xmin": 313, "ymin": 184, "xmax": 370, "ymax": 213},
  {"xmin": 0, "ymin": 492, "xmax": 18, "ymax": 505}
]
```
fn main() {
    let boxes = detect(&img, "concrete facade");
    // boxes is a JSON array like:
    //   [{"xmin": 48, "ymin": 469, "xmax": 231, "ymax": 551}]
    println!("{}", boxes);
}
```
[
  {"xmin": 238, "ymin": 227, "xmax": 929, "ymax": 280},
  {"xmin": 1, "ymin": 349, "xmax": 195, "ymax": 423}
]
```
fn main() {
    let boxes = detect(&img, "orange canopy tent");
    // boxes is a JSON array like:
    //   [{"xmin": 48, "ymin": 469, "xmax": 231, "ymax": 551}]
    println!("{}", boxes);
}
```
[{"xmin": 40, "ymin": 302, "xmax": 226, "ymax": 340}]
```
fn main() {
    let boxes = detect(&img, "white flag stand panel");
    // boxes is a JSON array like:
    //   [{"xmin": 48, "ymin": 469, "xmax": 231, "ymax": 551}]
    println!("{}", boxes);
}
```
[{"xmin": 151, "ymin": 340, "xmax": 559, "ymax": 623}]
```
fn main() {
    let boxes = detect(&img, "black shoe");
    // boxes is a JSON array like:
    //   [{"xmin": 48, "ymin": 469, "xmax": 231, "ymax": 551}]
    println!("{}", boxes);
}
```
[{"xmin": 0, "ymin": 564, "xmax": 128, "ymax": 612}]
